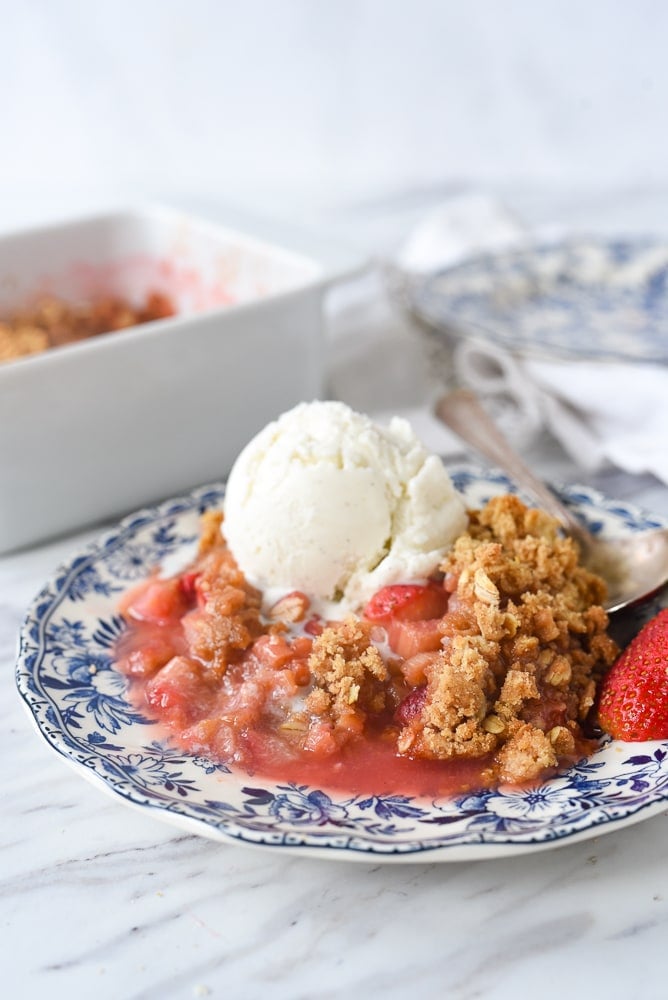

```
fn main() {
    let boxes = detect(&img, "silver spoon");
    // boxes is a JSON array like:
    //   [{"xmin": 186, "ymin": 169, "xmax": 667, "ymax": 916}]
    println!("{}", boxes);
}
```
[{"xmin": 436, "ymin": 388, "xmax": 668, "ymax": 614}]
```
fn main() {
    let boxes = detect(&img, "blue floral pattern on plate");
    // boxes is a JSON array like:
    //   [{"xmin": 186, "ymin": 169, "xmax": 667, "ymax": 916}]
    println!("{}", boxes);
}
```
[
  {"xmin": 410, "ymin": 237, "xmax": 668, "ymax": 363},
  {"xmin": 15, "ymin": 469, "xmax": 668, "ymax": 861}
]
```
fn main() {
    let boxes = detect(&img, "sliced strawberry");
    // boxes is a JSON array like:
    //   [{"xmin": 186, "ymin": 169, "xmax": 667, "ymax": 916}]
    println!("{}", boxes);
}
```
[
  {"xmin": 386, "ymin": 618, "xmax": 443, "ymax": 659},
  {"xmin": 395, "ymin": 685, "xmax": 428, "ymax": 726},
  {"xmin": 364, "ymin": 582, "xmax": 448, "ymax": 623},
  {"xmin": 598, "ymin": 608, "xmax": 668, "ymax": 741}
]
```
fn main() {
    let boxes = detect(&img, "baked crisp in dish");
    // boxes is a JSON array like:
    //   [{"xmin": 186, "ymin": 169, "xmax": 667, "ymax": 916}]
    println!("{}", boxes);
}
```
[
  {"xmin": 116, "ymin": 495, "xmax": 618, "ymax": 793},
  {"xmin": 0, "ymin": 291, "xmax": 174, "ymax": 363}
]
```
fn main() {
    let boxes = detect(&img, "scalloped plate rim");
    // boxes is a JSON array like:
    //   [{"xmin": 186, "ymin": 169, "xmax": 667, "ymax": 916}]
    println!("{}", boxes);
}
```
[
  {"xmin": 14, "ymin": 702, "xmax": 668, "ymax": 862},
  {"xmin": 412, "ymin": 234, "xmax": 668, "ymax": 364}
]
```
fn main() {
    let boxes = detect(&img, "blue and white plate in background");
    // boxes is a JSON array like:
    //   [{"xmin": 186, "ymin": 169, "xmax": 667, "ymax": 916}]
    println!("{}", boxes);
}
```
[
  {"xmin": 15, "ymin": 468, "xmax": 668, "ymax": 862},
  {"xmin": 409, "ymin": 237, "xmax": 668, "ymax": 363}
]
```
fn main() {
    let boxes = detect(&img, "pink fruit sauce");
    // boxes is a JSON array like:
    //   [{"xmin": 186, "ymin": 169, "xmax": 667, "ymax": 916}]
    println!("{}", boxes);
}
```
[{"xmin": 115, "ymin": 575, "xmax": 497, "ymax": 800}]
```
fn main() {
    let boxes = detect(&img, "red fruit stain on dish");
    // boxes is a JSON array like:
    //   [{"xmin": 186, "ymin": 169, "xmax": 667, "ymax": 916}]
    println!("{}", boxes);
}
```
[{"xmin": 598, "ymin": 608, "xmax": 668, "ymax": 741}]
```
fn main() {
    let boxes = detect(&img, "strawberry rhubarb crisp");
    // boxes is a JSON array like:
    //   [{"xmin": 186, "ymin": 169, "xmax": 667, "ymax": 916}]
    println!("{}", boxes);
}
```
[
  {"xmin": 0, "ymin": 291, "xmax": 174, "ymax": 363},
  {"xmin": 115, "ymin": 402, "xmax": 621, "ymax": 795},
  {"xmin": 117, "ymin": 493, "xmax": 618, "ymax": 795}
]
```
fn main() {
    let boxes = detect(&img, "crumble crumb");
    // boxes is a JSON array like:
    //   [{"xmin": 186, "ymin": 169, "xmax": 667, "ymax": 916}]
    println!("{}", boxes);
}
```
[
  {"xmin": 401, "ymin": 637, "xmax": 498, "ymax": 758},
  {"xmin": 184, "ymin": 513, "xmax": 264, "ymax": 674},
  {"xmin": 306, "ymin": 619, "xmax": 389, "ymax": 728},
  {"xmin": 0, "ymin": 292, "xmax": 175, "ymax": 363},
  {"xmin": 394, "ymin": 494, "xmax": 618, "ymax": 783},
  {"xmin": 0, "ymin": 322, "xmax": 49, "ymax": 361},
  {"xmin": 496, "ymin": 722, "xmax": 558, "ymax": 783},
  {"xmin": 198, "ymin": 509, "xmax": 225, "ymax": 554}
]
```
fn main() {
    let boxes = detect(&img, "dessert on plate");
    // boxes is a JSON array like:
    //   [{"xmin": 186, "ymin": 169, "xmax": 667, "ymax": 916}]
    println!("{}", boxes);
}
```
[{"xmin": 116, "ymin": 401, "xmax": 620, "ymax": 795}]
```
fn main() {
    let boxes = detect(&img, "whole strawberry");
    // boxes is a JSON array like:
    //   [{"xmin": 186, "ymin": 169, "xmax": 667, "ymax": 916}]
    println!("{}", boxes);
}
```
[{"xmin": 598, "ymin": 608, "xmax": 668, "ymax": 741}]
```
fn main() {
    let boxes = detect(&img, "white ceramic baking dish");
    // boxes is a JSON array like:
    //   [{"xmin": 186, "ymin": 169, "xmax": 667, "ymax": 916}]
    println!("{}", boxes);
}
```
[{"xmin": 0, "ymin": 205, "xmax": 362, "ymax": 553}]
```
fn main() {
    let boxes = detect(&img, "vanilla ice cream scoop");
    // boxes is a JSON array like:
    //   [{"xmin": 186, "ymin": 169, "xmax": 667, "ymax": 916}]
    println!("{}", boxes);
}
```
[{"xmin": 223, "ymin": 401, "xmax": 467, "ymax": 613}]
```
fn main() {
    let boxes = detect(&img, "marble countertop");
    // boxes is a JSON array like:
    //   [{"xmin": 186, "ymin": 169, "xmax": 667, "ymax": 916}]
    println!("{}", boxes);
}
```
[{"xmin": 5, "ymin": 193, "xmax": 668, "ymax": 1000}]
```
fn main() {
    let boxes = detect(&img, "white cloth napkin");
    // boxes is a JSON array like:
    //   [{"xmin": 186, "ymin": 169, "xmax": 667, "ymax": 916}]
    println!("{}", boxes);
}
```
[
  {"xmin": 524, "ymin": 357, "xmax": 668, "ymax": 480},
  {"xmin": 396, "ymin": 195, "xmax": 668, "ymax": 484}
]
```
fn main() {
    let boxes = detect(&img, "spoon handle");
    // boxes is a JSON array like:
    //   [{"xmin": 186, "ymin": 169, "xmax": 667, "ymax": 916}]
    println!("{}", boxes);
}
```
[{"xmin": 436, "ymin": 389, "xmax": 593, "ymax": 550}]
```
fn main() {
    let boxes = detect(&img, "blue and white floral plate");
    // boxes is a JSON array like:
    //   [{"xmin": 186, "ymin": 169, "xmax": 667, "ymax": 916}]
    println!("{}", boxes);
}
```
[
  {"xmin": 16, "ymin": 468, "xmax": 668, "ymax": 862},
  {"xmin": 409, "ymin": 237, "xmax": 668, "ymax": 363}
]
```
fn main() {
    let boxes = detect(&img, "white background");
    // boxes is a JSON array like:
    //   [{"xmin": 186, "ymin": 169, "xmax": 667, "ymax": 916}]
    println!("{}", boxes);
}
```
[{"xmin": 2, "ymin": 0, "xmax": 667, "ymax": 227}]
